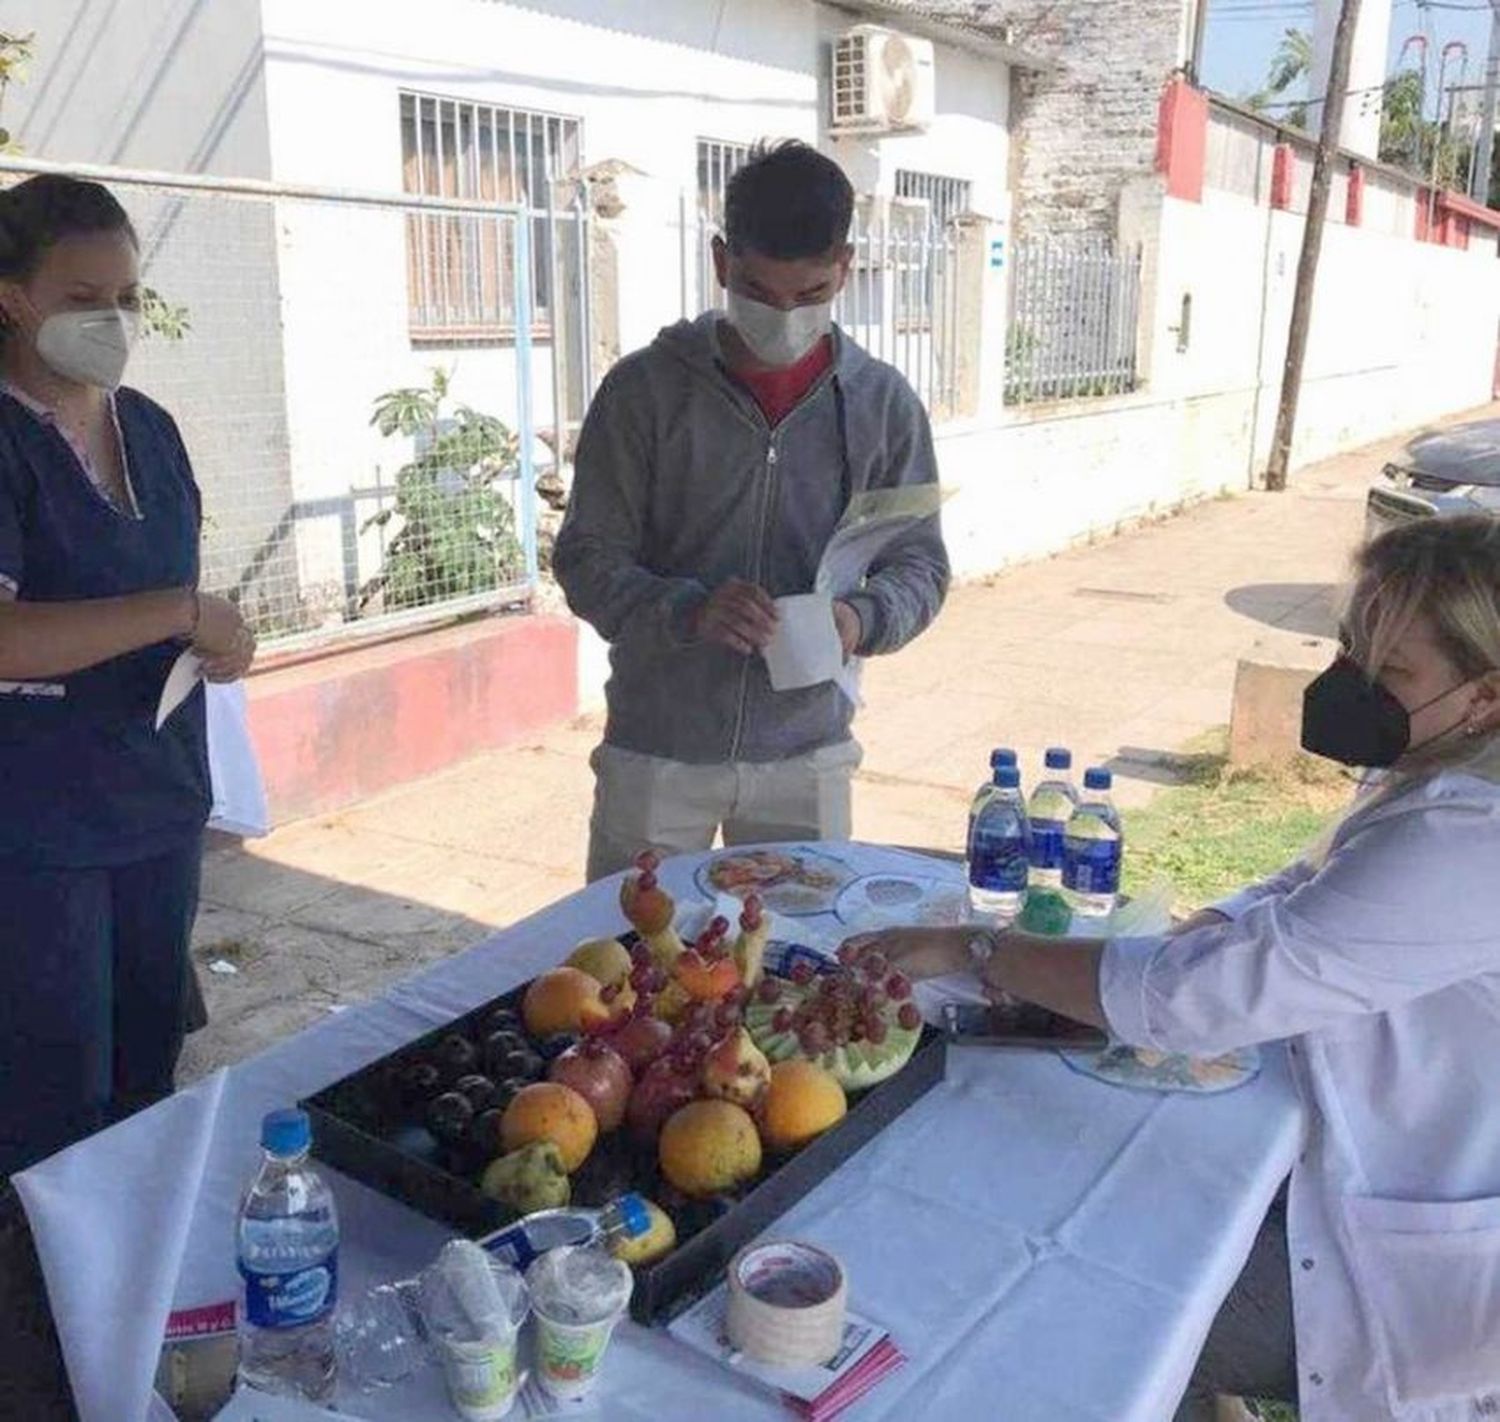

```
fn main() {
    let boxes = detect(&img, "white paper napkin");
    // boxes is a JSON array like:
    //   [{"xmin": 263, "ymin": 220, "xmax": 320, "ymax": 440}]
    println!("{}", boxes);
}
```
[
  {"xmin": 762, "ymin": 593, "xmax": 844, "ymax": 692},
  {"xmin": 206, "ymin": 681, "xmax": 270, "ymax": 838},
  {"xmin": 155, "ymin": 650, "xmax": 203, "ymax": 731},
  {"xmin": 14, "ymin": 1071, "xmax": 229, "ymax": 1422}
]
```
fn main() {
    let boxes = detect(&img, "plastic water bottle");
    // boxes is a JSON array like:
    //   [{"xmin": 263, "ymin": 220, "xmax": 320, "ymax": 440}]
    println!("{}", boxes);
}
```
[
  {"xmin": 1027, "ymin": 748, "xmax": 1080, "ymax": 890},
  {"xmin": 969, "ymin": 765, "xmax": 1031, "ymax": 922},
  {"xmin": 1062, "ymin": 768, "xmax": 1124, "ymax": 924},
  {"xmin": 237, "ymin": 1108, "xmax": 339, "ymax": 1402},
  {"xmin": 478, "ymin": 1194, "xmax": 651, "ymax": 1272},
  {"xmin": 966, "ymin": 747, "xmax": 1018, "ymax": 866}
]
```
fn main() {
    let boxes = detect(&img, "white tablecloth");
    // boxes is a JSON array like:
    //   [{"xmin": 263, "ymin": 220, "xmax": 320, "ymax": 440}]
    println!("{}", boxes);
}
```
[{"xmin": 15, "ymin": 844, "xmax": 1304, "ymax": 1422}]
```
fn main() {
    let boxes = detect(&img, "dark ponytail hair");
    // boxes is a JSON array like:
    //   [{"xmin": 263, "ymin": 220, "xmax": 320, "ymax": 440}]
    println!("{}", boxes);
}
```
[{"xmin": 0, "ymin": 174, "xmax": 137, "ymax": 282}]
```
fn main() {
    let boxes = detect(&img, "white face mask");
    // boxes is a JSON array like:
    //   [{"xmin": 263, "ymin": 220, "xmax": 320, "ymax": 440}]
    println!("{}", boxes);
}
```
[
  {"xmin": 34, "ymin": 307, "xmax": 141, "ymax": 390},
  {"xmin": 725, "ymin": 289, "xmax": 832, "ymax": 367}
]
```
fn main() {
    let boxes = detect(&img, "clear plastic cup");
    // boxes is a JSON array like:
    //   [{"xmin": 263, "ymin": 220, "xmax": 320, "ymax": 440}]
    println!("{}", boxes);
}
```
[
  {"xmin": 338, "ymin": 1282, "xmax": 428, "ymax": 1392},
  {"xmin": 527, "ymin": 1245, "xmax": 632, "ymax": 1402},
  {"xmin": 418, "ymin": 1241, "xmax": 530, "ymax": 1421}
]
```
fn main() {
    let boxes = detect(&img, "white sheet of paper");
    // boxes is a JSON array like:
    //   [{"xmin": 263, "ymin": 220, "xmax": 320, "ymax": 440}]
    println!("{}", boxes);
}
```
[
  {"xmin": 763, "ymin": 592, "xmax": 843, "ymax": 692},
  {"xmin": 155, "ymin": 649, "xmax": 203, "ymax": 731},
  {"xmin": 211, "ymin": 1385, "xmax": 344, "ymax": 1421}
]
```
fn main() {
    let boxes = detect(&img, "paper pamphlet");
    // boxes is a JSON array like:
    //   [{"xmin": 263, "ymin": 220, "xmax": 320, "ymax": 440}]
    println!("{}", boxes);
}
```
[
  {"xmin": 761, "ymin": 483, "xmax": 948, "ymax": 702},
  {"xmin": 667, "ymin": 1277, "xmax": 890, "ymax": 1405}
]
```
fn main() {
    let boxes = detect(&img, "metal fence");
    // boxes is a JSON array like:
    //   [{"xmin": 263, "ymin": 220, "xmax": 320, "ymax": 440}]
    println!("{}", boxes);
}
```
[
  {"xmin": 1005, "ymin": 234, "xmax": 1142, "ymax": 406},
  {"xmin": 837, "ymin": 199, "xmax": 963, "ymax": 419},
  {"xmin": 0, "ymin": 156, "xmax": 591, "ymax": 652}
]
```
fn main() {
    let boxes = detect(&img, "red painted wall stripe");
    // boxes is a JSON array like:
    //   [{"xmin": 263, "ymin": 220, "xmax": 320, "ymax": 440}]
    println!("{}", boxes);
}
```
[
  {"xmin": 1270, "ymin": 144, "xmax": 1293, "ymax": 211},
  {"xmin": 246, "ymin": 615, "xmax": 579, "ymax": 825},
  {"xmin": 1155, "ymin": 77, "xmax": 1208, "ymax": 204},
  {"xmin": 1345, "ymin": 165, "xmax": 1364, "ymax": 227}
]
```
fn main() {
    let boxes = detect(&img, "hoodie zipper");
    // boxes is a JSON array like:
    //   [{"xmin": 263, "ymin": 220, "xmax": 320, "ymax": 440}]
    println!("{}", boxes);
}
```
[
  {"xmin": 729, "ymin": 437, "xmax": 780, "ymax": 761},
  {"xmin": 701, "ymin": 329, "xmax": 838, "ymax": 761}
]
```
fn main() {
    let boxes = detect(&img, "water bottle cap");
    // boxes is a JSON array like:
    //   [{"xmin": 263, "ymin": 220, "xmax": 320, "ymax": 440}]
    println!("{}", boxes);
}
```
[
  {"xmin": 989, "ymin": 747, "xmax": 1018, "ymax": 768},
  {"xmin": 1084, "ymin": 767, "xmax": 1112, "ymax": 791},
  {"xmin": 994, "ymin": 765, "xmax": 1021, "ymax": 789},
  {"xmin": 261, "ymin": 1107, "xmax": 311, "ymax": 1157},
  {"xmin": 1044, "ymin": 748, "xmax": 1072, "ymax": 770},
  {"xmin": 615, "ymin": 1192, "xmax": 652, "ymax": 1240}
]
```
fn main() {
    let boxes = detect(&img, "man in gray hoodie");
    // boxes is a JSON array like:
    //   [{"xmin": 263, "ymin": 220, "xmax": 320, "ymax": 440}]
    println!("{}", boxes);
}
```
[{"xmin": 554, "ymin": 142, "xmax": 950, "ymax": 882}]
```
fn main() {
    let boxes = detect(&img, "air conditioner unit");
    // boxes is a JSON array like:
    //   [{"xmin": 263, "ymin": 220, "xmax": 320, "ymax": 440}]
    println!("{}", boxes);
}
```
[{"xmin": 831, "ymin": 25, "xmax": 936, "ymax": 135}]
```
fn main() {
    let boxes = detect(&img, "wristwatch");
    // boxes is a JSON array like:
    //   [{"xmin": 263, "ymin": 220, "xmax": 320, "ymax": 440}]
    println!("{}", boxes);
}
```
[{"xmin": 967, "ymin": 928, "xmax": 1000, "ymax": 971}]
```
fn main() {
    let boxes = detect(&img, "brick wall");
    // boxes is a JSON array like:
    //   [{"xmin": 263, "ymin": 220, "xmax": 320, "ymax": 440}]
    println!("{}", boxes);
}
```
[{"xmin": 1003, "ymin": 0, "xmax": 1190, "ymax": 235}]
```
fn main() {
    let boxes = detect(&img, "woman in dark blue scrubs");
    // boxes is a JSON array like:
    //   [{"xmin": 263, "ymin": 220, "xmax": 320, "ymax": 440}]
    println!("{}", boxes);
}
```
[{"xmin": 0, "ymin": 175, "xmax": 255, "ymax": 1174}]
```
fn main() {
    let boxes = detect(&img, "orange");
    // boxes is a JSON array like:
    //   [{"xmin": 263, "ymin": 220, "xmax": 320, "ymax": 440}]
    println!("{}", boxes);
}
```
[
  {"xmin": 523, "ymin": 967, "xmax": 610, "ymax": 1038},
  {"xmin": 500, "ymin": 1082, "xmax": 598, "ymax": 1172},
  {"xmin": 674, "ymin": 951, "xmax": 741, "ymax": 1002},
  {"xmin": 759, "ymin": 1061, "xmax": 847, "ymax": 1152},
  {"xmin": 658, "ymin": 1100, "xmax": 762, "ymax": 1197}
]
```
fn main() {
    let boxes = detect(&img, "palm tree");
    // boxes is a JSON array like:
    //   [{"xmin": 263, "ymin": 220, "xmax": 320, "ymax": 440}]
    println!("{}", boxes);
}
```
[{"xmin": 1247, "ymin": 27, "xmax": 1313, "ymax": 129}]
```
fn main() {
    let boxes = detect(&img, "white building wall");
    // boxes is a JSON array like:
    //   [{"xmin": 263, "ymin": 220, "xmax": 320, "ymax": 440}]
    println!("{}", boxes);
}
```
[
  {"xmin": 938, "ymin": 179, "xmax": 1500, "ymax": 583},
  {"xmin": 256, "ymin": 0, "xmax": 1010, "ymax": 601}
]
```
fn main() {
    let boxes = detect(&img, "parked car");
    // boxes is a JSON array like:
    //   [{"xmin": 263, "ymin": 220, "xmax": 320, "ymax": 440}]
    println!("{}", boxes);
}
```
[{"xmin": 1366, "ymin": 418, "xmax": 1500, "ymax": 541}]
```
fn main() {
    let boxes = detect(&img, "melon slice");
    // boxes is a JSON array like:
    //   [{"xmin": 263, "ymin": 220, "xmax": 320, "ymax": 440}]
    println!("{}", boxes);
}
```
[{"xmin": 745, "ymin": 979, "xmax": 921, "ymax": 1091}]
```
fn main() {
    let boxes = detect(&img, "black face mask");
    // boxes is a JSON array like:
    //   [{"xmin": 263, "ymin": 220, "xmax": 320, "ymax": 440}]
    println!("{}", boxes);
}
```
[{"xmin": 1301, "ymin": 654, "xmax": 1468, "ymax": 769}]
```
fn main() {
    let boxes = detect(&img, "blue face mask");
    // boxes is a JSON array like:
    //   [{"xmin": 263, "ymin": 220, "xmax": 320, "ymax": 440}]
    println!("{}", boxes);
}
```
[{"xmin": 1301, "ymin": 654, "xmax": 1469, "ymax": 768}]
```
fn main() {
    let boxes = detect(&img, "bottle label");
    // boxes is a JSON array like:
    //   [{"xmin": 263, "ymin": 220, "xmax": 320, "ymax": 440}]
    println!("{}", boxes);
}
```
[
  {"xmin": 1028, "ymin": 819, "xmax": 1067, "ymax": 873},
  {"xmin": 1063, "ymin": 834, "xmax": 1121, "ymax": 895},
  {"xmin": 970, "ymin": 831, "xmax": 1030, "ymax": 893},
  {"xmin": 239, "ymin": 1255, "xmax": 337, "ymax": 1330}
]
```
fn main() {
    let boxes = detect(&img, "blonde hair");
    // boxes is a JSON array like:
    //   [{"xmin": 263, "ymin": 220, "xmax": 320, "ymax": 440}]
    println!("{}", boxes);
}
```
[{"xmin": 1346, "ymin": 516, "xmax": 1500, "ymax": 686}]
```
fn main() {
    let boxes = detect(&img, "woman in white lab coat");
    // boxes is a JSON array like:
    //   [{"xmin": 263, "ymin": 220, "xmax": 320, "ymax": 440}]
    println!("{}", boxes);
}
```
[{"xmin": 846, "ymin": 514, "xmax": 1500, "ymax": 1422}]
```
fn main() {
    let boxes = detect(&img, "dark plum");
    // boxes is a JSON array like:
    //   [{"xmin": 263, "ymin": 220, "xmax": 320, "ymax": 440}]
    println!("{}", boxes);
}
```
[
  {"xmin": 454, "ymin": 1074, "xmax": 499, "ymax": 1113},
  {"xmin": 425, "ymin": 1090, "xmax": 475, "ymax": 1145},
  {"xmin": 434, "ymin": 1033, "xmax": 479, "ymax": 1080}
]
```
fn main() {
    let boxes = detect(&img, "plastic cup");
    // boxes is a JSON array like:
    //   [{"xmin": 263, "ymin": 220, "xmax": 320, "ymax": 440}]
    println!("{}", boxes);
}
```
[
  {"xmin": 531, "ymin": 1302, "xmax": 627, "ymax": 1402},
  {"xmin": 434, "ymin": 1330, "xmax": 522, "ymax": 1421},
  {"xmin": 416, "ymin": 1240, "xmax": 530, "ymax": 1421},
  {"xmin": 526, "ymin": 1244, "xmax": 632, "ymax": 1402}
]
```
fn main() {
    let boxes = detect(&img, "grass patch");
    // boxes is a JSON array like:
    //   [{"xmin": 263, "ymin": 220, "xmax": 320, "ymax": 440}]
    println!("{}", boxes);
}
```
[{"xmin": 1121, "ymin": 730, "xmax": 1354, "ymax": 915}]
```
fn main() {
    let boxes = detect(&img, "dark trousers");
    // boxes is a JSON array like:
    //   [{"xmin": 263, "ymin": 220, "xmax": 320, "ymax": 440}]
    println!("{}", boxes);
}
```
[{"xmin": 0, "ymin": 838, "xmax": 202, "ymax": 1177}]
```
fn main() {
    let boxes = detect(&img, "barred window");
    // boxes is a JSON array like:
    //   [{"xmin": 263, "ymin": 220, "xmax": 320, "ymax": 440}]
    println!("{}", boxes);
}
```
[
  {"xmin": 400, "ymin": 92, "xmax": 581, "ymax": 341},
  {"xmin": 894, "ymin": 170, "xmax": 971, "ymax": 227},
  {"xmin": 697, "ymin": 138, "xmax": 753, "ymax": 228}
]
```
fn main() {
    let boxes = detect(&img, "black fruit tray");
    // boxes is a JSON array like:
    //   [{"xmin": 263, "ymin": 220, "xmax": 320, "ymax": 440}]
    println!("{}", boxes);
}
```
[{"xmin": 301, "ymin": 979, "xmax": 947, "ymax": 1325}]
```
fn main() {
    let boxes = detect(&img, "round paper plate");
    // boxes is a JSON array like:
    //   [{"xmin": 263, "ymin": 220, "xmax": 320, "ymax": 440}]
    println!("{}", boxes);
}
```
[
  {"xmin": 696, "ymin": 847, "xmax": 855, "ymax": 916},
  {"xmin": 834, "ymin": 872, "xmax": 970, "ymax": 930},
  {"xmin": 1060, "ymin": 1042, "xmax": 1262, "ymax": 1095}
]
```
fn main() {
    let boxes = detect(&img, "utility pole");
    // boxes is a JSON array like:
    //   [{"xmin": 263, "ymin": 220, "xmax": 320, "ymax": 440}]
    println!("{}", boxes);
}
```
[
  {"xmin": 1472, "ymin": 0, "xmax": 1500, "ymax": 205},
  {"xmin": 1264, "ymin": 0, "xmax": 1362, "ymax": 493}
]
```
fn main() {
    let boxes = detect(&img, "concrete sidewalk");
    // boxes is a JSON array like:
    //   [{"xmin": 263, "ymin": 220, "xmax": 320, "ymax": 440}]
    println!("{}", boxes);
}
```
[{"xmin": 180, "ymin": 409, "xmax": 1472, "ymax": 1078}]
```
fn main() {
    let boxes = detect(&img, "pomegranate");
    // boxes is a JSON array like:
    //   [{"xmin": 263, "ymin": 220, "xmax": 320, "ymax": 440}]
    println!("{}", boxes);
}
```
[
  {"xmin": 601, "ymin": 1011, "xmax": 672, "ymax": 1074},
  {"xmin": 548, "ymin": 1039, "xmax": 632, "ymax": 1132},
  {"xmin": 626, "ymin": 1056, "xmax": 700, "ymax": 1142}
]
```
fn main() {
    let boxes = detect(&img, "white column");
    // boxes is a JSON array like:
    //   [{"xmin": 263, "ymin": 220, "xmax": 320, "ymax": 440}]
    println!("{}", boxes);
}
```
[{"xmin": 1308, "ymin": 0, "xmax": 1393, "ymax": 159}]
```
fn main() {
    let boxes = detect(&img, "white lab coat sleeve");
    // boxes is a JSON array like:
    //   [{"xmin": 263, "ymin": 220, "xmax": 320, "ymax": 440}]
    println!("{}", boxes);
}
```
[
  {"xmin": 1210, "ymin": 858, "xmax": 1317, "ymax": 920},
  {"xmin": 1100, "ymin": 789, "xmax": 1500, "ymax": 1056}
]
